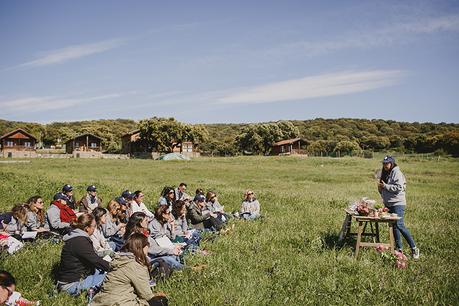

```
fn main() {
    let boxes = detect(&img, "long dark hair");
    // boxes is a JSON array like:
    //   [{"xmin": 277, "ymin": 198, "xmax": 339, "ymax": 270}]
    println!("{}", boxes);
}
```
[
  {"xmin": 92, "ymin": 207, "xmax": 107, "ymax": 226},
  {"xmin": 121, "ymin": 233, "xmax": 150, "ymax": 268},
  {"xmin": 26, "ymin": 196, "xmax": 45, "ymax": 224},
  {"xmin": 124, "ymin": 212, "xmax": 147, "ymax": 240},
  {"xmin": 380, "ymin": 162, "xmax": 398, "ymax": 184},
  {"xmin": 172, "ymin": 200, "xmax": 186, "ymax": 219}
]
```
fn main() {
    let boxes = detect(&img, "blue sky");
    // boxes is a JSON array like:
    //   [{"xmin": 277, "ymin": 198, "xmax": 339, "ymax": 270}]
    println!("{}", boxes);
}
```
[{"xmin": 0, "ymin": 0, "xmax": 458, "ymax": 124}]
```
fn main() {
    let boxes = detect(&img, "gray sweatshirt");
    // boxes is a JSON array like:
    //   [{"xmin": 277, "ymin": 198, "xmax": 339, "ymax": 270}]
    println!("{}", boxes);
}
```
[
  {"xmin": 173, "ymin": 215, "xmax": 188, "ymax": 236},
  {"xmin": 101, "ymin": 214, "xmax": 121, "ymax": 237},
  {"xmin": 26, "ymin": 211, "xmax": 49, "ymax": 231},
  {"xmin": 379, "ymin": 166, "xmax": 407, "ymax": 206},
  {"xmin": 46, "ymin": 204, "xmax": 71, "ymax": 232},
  {"xmin": 240, "ymin": 199, "xmax": 261, "ymax": 216},
  {"xmin": 148, "ymin": 218, "xmax": 176, "ymax": 241}
]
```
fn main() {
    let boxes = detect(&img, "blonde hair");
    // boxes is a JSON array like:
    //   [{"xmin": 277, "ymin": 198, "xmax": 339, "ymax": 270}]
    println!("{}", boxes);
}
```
[{"xmin": 244, "ymin": 190, "xmax": 255, "ymax": 200}]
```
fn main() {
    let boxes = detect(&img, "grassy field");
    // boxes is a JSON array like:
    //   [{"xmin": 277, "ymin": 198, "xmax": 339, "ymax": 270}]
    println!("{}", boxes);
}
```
[{"xmin": 1, "ymin": 156, "xmax": 458, "ymax": 305}]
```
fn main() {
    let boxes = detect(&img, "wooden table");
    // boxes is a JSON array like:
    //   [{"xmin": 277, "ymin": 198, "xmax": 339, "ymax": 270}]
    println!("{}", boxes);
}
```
[{"xmin": 339, "ymin": 209, "xmax": 400, "ymax": 258}]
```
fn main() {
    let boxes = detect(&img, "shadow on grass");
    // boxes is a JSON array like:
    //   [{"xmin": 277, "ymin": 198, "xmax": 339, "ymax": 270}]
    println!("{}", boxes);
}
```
[{"xmin": 320, "ymin": 231, "xmax": 356, "ymax": 250}]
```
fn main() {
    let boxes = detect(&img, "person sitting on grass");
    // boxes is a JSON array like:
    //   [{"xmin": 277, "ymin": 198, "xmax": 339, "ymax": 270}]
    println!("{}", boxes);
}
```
[
  {"xmin": 240, "ymin": 190, "xmax": 261, "ymax": 220},
  {"xmin": 187, "ymin": 195, "xmax": 223, "ymax": 232},
  {"xmin": 3, "ymin": 204, "xmax": 28, "ymax": 238},
  {"xmin": 79, "ymin": 185, "xmax": 102, "ymax": 213},
  {"xmin": 101, "ymin": 200, "xmax": 126, "ymax": 251},
  {"xmin": 172, "ymin": 200, "xmax": 201, "ymax": 250},
  {"xmin": 174, "ymin": 183, "xmax": 189, "ymax": 201},
  {"xmin": 56, "ymin": 213, "xmax": 110, "ymax": 297},
  {"xmin": 206, "ymin": 191, "xmax": 230, "ymax": 223},
  {"xmin": 131, "ymin": 190, "xmax": 154, "ymax": 219},
  {"xmin": 0, "ymin": 270, "xmax": 37, "ymax": 306},
  {"xmin": 55, "ymin": 184, "xmax": 77, "ymax": 211},
  {"xmin": 91, "ymin": 208, "xmax": 115, "ymax": 257},
  {"xmin": 148, "ymin": 207, "xmax": 184, "ymax": 270},
  {"xmin": 46, "ymin": 193, "xmax": 77, "ymax": 235},
  {"xmin": 26, "ymin": 196, "xmax": 49, "ymax": 232},
  {"xmin": 92, "ymin": 233, "xmax": 168, "ymax": 306},
  {"xmin": 158, "ymin": 187, "xmax": 175, "ymax": 208}
]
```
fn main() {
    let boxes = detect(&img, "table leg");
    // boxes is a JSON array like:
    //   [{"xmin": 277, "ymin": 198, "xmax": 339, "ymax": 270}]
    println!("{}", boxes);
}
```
[
  {"xmin": 370, "ymin": 222, "xmax": 376, "ymax": 243},
  {"xmin": 375, "ymin": 222, "xmax": 380, "ymax": 243},
  {"xmin": 388, "ymin": 222, "xmax": 395, "ymax": 254},
  {"xmin": 355, "ymin": 221, "xmax": 363, "ymax": 258}
]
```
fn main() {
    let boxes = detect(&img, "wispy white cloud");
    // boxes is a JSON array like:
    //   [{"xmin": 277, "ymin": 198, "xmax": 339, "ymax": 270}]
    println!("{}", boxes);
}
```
[
  {"xmin": 0, "ymin": 92, "xmax": 130, "ymax": 113},
  {"xmin": 9, "ymin": 38, "xmax": 125, "ymax": 70},
  {"xmin": 264, "ymin": 14, "xmax": 459, "ymax": 58},
  {"xmin": 218, "ymin": 70, "xmax": 406, "ymax": 104}
]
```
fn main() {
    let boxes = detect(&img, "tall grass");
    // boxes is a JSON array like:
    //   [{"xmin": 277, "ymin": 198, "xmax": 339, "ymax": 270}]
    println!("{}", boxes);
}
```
[{"xmin": 0, "ymin": 156, "xmax": 458, "ymax": 305}]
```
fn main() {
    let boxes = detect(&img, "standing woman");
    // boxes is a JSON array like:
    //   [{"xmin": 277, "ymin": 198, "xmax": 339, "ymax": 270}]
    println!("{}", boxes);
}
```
[
  {"xmin": 26, "ymin": 196, "xmax": 49, "ymax": 232},
  {"xmin": 378, "ymin": 156, "xmax": 420, "ymax": 259},
  {"xmin": 92, "ymin": 233, "xmax": 168, "ymax": 306}
]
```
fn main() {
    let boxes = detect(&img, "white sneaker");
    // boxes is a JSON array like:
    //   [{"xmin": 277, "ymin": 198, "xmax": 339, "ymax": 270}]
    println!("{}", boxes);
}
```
[{"xmin": 411, "ymin": 247, "xmax": 420, "ymax": 260}]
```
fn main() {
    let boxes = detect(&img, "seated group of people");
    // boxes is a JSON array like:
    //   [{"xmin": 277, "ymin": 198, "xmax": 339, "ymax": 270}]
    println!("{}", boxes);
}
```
[{"xmin": 0, "ymin": 183, "xmax": 261, "ymax": 306}]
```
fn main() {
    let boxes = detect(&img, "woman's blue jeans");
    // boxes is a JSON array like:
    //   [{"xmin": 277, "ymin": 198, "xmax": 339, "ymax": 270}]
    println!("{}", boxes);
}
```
[
  {"xmin": 388, "ymin": 205, "xmax": 416, "ymax": 250},
  {"xmin": 59, "ymin": 269, "xmax": 106, "ymax": 296}
]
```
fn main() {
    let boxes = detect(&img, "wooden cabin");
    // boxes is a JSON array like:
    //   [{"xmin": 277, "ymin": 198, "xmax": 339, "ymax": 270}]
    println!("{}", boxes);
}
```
[
  {"xmin": 0, "ymin": 128, "xmax": 37, "ymax": 157},
  {"xmin": 65, "ymin": 133, "xmax": 102, "ymax": 154},
  {"xmin": 271, "ymin": 138, "xmax": 307, "ymax": 155},
  {"xmin": 121, "ymin": 129, "xmax": 146, "ymax": 155}
]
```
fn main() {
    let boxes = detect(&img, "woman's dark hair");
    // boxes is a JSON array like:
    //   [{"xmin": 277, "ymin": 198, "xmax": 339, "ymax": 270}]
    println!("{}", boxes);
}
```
[
  {"xmin": 121, "ymin": 233, "xmax": 150, "ymax": 268},
  {"xmin": 0, "ymin": 270, "xmax": 16, "ymax": 287},
  {"xmin": 154, "ymin": 205, "xmax": 170, "ymax": 225},
  {"xmin": 133, "ymin": 190, "xmax": 143, "ymax": 200},
  {"xmin": 206, "ymin": 191, "xmax": 216, "ymax": 202},
  {"xmin": 380, "ymin": 162, "xmax": 398, "ymax": 184},
  {"xmin": 92, "ymin": 207, "xmax": 107, "ymax": 226},
  {"xmin": 172, "ymin": 200, "xmax": 186, "ymax": 219},
  {"xmin": 124, "ymin": 212, "xmax": 147, "ymax": 240},
  {"xmin": 195, "ymin": 188, "xmax": 204, "ymax": 196},
  {"xmin": 161, "ymin": 186, "xmax": 174, "ymax": 197},
  {"xmin": 72, "ymin": 213, "xmax": 95, "ymax": 231}
]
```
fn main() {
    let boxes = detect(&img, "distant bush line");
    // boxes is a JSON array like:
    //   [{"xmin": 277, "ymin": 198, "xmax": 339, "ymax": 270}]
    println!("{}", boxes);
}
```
[{"xmin": 1, "ymin": 118, "xmax": 458, "ymax": 156}]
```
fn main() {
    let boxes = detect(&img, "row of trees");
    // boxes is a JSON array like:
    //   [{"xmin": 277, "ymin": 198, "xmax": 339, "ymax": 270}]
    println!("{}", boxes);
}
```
[{"xmin": 1, "ymin": 118, "xmax": 458, "ymax": 156}]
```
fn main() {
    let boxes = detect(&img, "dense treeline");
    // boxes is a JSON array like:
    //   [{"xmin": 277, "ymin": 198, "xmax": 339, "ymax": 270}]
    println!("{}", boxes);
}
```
[{"xmin": 1, "ymin": 118, "xmax": 458, "ymax": 156}]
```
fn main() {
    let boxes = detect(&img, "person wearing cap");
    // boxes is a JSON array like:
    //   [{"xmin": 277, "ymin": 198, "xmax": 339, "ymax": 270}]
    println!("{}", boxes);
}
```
[
  {"xmin": 79, "ymin": 185, "xmax": 102, "ymax": 214},
  {"xmin": 58, "ymin": 184, "xmax": 77, "ymax": 211},
  {"xmin": 187, "ymin": 194, "xmax": 222, "ymax": 231},
  {"xmin": 131, "ymin": 190, "xmax": 154, "ymax": 219},
  {"xmin": 46, "ymin": 193, "xmax": 77, "ymax": 235},
  {"xmin": 378, "ymin": 156, "xmax": 420, "ymax": 260},
  {"xmin": 240, "ymin": 190, "xmax": 261, "ymax": 220}
]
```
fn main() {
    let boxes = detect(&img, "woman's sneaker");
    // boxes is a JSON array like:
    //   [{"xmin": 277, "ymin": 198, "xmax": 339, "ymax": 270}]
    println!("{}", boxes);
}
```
[{"xmin": 411, "ymin": 247, "xmax": 420, "ymax": 260}]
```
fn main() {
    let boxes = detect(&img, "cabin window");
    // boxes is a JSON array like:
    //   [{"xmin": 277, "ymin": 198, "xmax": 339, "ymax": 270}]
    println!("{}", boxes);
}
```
[
  {"xmin": 6, "ymin": 141, "xmax": 14, "ymax": 147},
  {"xmin": 24, "ymin": 142, "xmax": 31, "ymax": 147},
  {"xmin": 90, "ymin": 142, "xmax": 97, "ymax": 148},
  {"xmin": 183, "ymin": 143, "xmax": 192, "ymax": 152},
  {"xmin": 75, "ymin": 142, "xmax": 80, "ymax": 147},
  {"xmin": 281, "ymin": 145, "xmax": 285, "ymax": 153}
]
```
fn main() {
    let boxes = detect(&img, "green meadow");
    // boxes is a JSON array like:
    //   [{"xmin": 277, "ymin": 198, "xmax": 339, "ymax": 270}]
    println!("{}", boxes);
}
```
[{"xmin": 0, "ymin": 156, "xmax": 458, "ymax": 305}]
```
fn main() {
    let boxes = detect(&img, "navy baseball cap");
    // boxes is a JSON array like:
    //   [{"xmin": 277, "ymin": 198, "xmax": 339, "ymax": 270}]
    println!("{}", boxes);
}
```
[
  {"xmin": 121, "ymin": 190, "xmax": 131, "ymax": 198},
  {"xmin": 194, "ymin": 194, "xmax": 206, "ymax": 202},
  {"xmin": 62, "ymin": 184, "xmax": 73, "ymax": 192},
  {"xmin": 115, "ymin": 196, "xmax": 127, "ymax": 205},
  {"xmin": 54, "ymin": 192, "xmax": 68, "ymax": 201},
  {"xmin": 382, "ymin": 156, "xmax": 395, "ymax": 164},
  {"xmin": 87, "ymin": 185, "xmax": 97, "ymax": 192}
]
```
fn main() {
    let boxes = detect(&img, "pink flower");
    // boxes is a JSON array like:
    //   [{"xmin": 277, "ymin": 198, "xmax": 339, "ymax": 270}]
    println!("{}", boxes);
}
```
[{"xmin": 396, "ymin": 259, "xmax": 407, "ymax": 269}]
